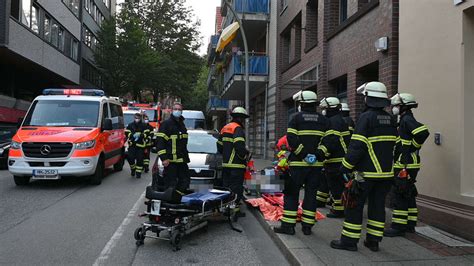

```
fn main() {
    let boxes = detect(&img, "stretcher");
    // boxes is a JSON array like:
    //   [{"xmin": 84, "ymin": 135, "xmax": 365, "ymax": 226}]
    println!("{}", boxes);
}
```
[{"xmin": 134, "ymin": 186, "xmax": 241, "ymax": 251}]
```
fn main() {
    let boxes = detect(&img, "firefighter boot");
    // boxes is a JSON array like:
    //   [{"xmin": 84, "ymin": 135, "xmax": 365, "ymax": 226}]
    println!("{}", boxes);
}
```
[
  {"xmin": 405, "ymin": 226, "xmax": 416, "ymax": 233},
  {"xmin": 135, "ymin": 172, "xmax": 141, "ymax": 179},
  {"xmin": 383, "ymin": 228, "xmax": 405, "ymax": 237},
  {"xmin": 364, "ymin": 239, "xmax": 379, "ymax": 252},
  {"xmin": 326, "ymin": 210, "xmax": 344, "ymax": 219},
  {"xmin": 145, "ymin": 167, "xmax": 149, "ymax": 173},
  {"xmin": 302, "ymin": 226, "xmax": 312, "ymax": 235},
  {"xmin": 131, "ymin": 169, "xmax": 136, "ymax": 177},
  {"xmin": 330, "ymin": 240, "xmax": 357, "ymax": 251},
  {"xmin": 273, "ymin": 225, "xmax": 295, "ymax": 235}
]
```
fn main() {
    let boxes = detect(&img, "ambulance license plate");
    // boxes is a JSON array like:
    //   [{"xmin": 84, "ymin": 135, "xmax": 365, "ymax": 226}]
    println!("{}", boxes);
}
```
[
  {"xmin": 151, "ymin": 200, "xmax": 161, "ymax": 216},
  {"xmin": 32, "ymin": 169, "xmax": 59, "ymax": 179}
]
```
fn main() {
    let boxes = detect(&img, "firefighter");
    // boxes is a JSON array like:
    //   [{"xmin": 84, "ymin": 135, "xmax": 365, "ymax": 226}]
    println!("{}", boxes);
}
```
[
  {"xmin": 217, "ymin": 107, "xmax": 250, "ymax": 216},
  {"xmin": 156, "ymin": 103, "xmax": 190, "ymax": 192},
  {"xmin": 384, "ymin": 93, "xmax": 430, "ymax": 237},
  {"xmin": 273, "ymin": 90, "xmax": 329, "ymax": 236},
  {"xmin": 341, "ymin": 103, "xmax": 355, "ymax": 133},
  {"xmin": 317, "ymin": 97, "xmax": 351, "ymax": 218},
  {"xmin": 142, "ymin": 114, "xmax": 154, "ymax": 173},
  {"xmin": 125, "ymin": 113, "xmax": 147, "ymax": 178},
  {"xmin": 330, "ymin": 82, "xmax": 398, "ymax": 252}
]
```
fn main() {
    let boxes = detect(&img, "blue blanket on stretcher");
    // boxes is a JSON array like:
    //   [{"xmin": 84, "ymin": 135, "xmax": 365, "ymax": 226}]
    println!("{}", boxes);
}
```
[{"xmin": 181, "ymin": 190, "xmax": 231, "ymax": 206}]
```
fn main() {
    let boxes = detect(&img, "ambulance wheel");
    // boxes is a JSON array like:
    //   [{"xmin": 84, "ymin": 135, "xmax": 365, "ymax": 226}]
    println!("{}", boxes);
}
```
[
  {"xmin": 113, "ymin": 151, "xmax": 125, "ymax": 172},
  {"xmin": 14, "ymin": 175, "xmax": 30, "ymax": 186},
  {"xmin": 170, "ymin": 232, "xmax": 182, "ymax": 251},
  {"xmin": 89, "ymin": 158, "xmax": 104, "ymax": 185}
]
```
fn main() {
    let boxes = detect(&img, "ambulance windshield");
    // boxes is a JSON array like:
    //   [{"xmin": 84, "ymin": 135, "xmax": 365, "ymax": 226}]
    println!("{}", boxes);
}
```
[{"xmin": 23, "ymin": 100, "xmax": 100, "ymax": 127}]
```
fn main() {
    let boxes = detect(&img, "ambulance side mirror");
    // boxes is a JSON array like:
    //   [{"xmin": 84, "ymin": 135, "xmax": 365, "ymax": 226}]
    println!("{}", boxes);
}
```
[{"xmin": 102, "ymin": 118, "xmax": 113, "ymax": 131}]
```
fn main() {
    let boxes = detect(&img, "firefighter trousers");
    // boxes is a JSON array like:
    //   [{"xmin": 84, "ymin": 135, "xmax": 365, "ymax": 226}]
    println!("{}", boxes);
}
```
[
  {"xmin": 163, "ymin": 163, "xmax": 190, "ymax": 193},
  {"xmin": 391, "ymin": 169, "xmax": 419, "ymax": 230},
  {"xmin": 316, "ymin": 170, "xmax": 330, "ymax": 207},
  {"xmin": 127, "ymin": 146, "xmax": 144, "ymax": 175},
  {"xmin": 281, "ymin": 167, "xmax": 322, "ymax": 228},
  {"xmin": 340, "ymin": 179, "xmax": 392, "ymax": 244},
  {"xmin": 143, "ymin": 147, "xmax": 151, "ymax": 169},
  {"xmin": 325, "ymin": 163, "xmax": 346, "ymax": 215},
  {"xmin": 223, "ymin": 168, "xmax": 245, "ymax": 204}
]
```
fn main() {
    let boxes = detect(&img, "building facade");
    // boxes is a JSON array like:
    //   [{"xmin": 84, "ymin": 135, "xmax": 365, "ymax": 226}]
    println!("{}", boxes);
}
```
[
  {"xmin": 398, "ymin": 0, "xmax": 474, "ymax": 241},
  {"xmin": 0, "ymin": 0, "xmax": 115, "ymax": 102}
]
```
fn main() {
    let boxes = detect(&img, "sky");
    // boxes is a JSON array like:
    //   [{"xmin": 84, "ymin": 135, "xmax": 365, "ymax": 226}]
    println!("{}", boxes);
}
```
[{"xmin": 116, "ymin": 0, "xmax": 221, "ymax": 55}]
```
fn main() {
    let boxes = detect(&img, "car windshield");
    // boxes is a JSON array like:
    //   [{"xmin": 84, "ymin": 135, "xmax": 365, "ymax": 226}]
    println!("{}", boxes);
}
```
[
  {"xmin": 187, "ymin": 132, "xmax": 218, "ymax": 154},
  {"xmin": 0, "ymin": 127, "xmax": 16, "ymax": 142},
  {"xmin": 124, "ymin": 113, "xmax": 135, "ymax": 126},
  {"xmin": 143, "ymin": 109, "xmax": 156, "ymax": 121},
  {"xmin": 184, "ymin": 119, "xmax": 206, "ymax": 130},
  {"xmin": 23, "ymin": 100, "xmax": 100, "ymax": 127}
]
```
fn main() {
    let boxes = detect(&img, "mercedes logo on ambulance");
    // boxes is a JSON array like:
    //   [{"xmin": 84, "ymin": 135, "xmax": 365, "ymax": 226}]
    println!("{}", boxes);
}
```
[{"xmin": 40, "ymin": 145, "xmax": 52, "ymax": 156}]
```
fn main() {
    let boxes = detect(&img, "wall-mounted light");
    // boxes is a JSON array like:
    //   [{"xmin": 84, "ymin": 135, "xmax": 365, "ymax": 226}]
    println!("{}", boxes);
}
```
[
  {"xmin": 454, "ymin": 0, "xmax": 464, "ymax": 6},
  {"xmin": 375, "ymin": 37, "xmax": 388, "ymax": 52}
]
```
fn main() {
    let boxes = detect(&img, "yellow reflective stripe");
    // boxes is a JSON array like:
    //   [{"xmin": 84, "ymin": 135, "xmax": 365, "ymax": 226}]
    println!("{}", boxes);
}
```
[
  {"xmin": 222, "ymin": 137, "xmax": 234, "ymax": 142},
  {"xmin": 400, "ymin": 138, "xmax": 412, "ymax": 145},
  {"xmin": 411, "ymin": 153, "xmax": 418, "ymax": 164},
  {"xmin": 158, "ymin": 149, "xmax": 167, "ymax": 155},
  {"xmin": 412, "ymin": 139, "xmax": 422, "ymax": 149},
  {"xmin": 392, "ymin": 218, "xmax": 408, "ymax": 224},
  {"xmin": 294, "ymin": 144, "xmax": 304, "ymax": 155},
  {"xmin": 229, "ymin": 149, "xmax": 236, "ymax": 164},
  {"xmin": 301, "ymin": 217, "xmax": 316, "ymax": 224},
  {"xmin": 333, "ymin": 199, "xmax": 342, "ymax": 204},
  {"xmin": 319, "ymin": 145, "xmax": 330, "ymax": 157},
  {"xmin": 169, "ymin": 158, "xmax": 184, "ymax": 163},
  {"xmin": 156, "ymin": 132, "xmax": 169, "ymax": 141},
  {"xmin": 325, "ymin": 130, "xmax": 348, "ymax": 136},
  {"xmin": 283, "ymin": 210, "xmax": 297, "ymax": 215},
  {"xmin": 367, "ymin": 219, "xmax": 385, "ymax": 228},
  {"xmin": 234, "ymin": 137, "xmax": 245, "ymax": 143},
  {"xmin": 342, "ymin": 158, "xmax": 354, "ymax": 169},
  {"xmin": 368, "ymin": 136, "xmax": 398, "ymax": 142},
  {"xmin": 340, "ymin": 137, "xmax": 348, "ymax": 153},
  {"xmin": 333, "ymin": 206, "xmax": 345, "ymax": 211},
  {"xmin": 136, "ymin": 144, "xmax": 146, "ymax": 148},
  {"xmin": 367, "ymin": 141, "xmax": 382, "ymax": 173},
  {"xmin": 217, "ymin": 141, "xmax": 223, "ymax": 145},
  {"xmin": 408, "ymin": 216, "xmax": 418, "ymax": 221},
  {"xmin": 316, "ymin": 196, "xmax": 328, "ymax": 202},
  {"xmin": 289, "ymin": 161, "xmax": 324, "ymax": 167},
  {"xmin": 298, "ymin": 130, "xmax": 325, "ymax": 136},
  {"xmin": 317, "ymin": 191, "xmax": 329, "ymax": 197},
  {"xmin": 367, "ymin": 228, "xmax": 384, "ymax": 237},
  {"xmin": 363, "ymin": 172, "xmax": 394, "ymax": 178},
  {"xmin": 325, "ymin": 158, "xmax": 344, "ymax": 164},
  {"xmin": 171, "ymin": 137, "xmax": 177, "ymax": 161},
  {"xmin": 412, "ymin": 125, "xmax": 429, "ymax": 135},
  {"xmin": 281, "ymin": 217, "xmax": 297, "ymax": 224},
  {"xmin": 287, "ymin": 128, "xmax": 298, "ymax": 135},
  {"xmin": 222, "ymin": 163, "xmax": 246, "ymax": 168},
  {"xmin": 408, "ymin": 208, "xmax": 418, "ymax": 213},
  {"xmin": 303, "ymin": 210, "xmax": 316, "ymax": 216},
  {"xmin": 393, "ymin": 210, "xmax": 408, "ymax": 215},
  {"xmin": 351, "ymin": 134, "xmax": 369, "ymax": 145},
  {"xmin": 343, "ymin": 222, "xmax": 362, "ymax": 230},
  {"xmin": 342, "ymin": 230, "xmax": 360, "ymax": 239}
]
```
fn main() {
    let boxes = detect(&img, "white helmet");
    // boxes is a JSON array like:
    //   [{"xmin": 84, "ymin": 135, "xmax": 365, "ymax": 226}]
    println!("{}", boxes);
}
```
[
  {"xmin": 357, "ymin": 82, "xmax": 388, "ymax": 99},
  {"xmin": 341, "ymin": 102, "xmax": 350, "ymax": 112},
  {"xmin": 390, "ymin": 93, "xmax": 418, "ymax": 106},
  {"xmin": 231, "ymin": 106, "xmax": 249, "ymax": 118},
  {"xmin": 319, "ymin": 97, "xmax": 341, "ymax": 109},
  {"xmin": 292, "ymin": 90, "xmax": 318, "ymax": 103}
]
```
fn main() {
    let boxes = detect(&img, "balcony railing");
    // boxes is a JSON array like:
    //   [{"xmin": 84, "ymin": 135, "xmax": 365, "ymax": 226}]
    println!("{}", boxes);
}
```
[
  {"xmin": 222, "ymin": 0, "xmax": 269, "ymax": 28},
  {"xmin": 207, "ymin": 95, "xmax": 229, "ymax": 112},
  {"xmin": 223, "ymin": 54, "xmax": 269, "ymax": 88}
]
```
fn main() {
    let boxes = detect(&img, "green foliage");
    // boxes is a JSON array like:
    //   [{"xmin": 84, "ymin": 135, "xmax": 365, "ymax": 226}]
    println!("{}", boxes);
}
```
[{"xmin": 181, "ymin": 62, "xmax": 209, "ymax": 112}]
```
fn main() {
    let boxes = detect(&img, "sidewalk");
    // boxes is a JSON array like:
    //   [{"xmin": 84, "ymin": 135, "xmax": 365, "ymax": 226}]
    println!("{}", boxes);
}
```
[{"xmin": 247, "ymin": 159, "xmax": 474, "ymax": 265}]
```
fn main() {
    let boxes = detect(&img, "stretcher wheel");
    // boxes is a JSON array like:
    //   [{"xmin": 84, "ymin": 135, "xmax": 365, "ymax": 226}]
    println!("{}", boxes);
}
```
[
  {"xmin": 170, "ymin": 231, "xmax": 182, "ymax": 251},
  {"xmin": 134, "ymin": 227, "xmax": 145, "ymax": 246}
]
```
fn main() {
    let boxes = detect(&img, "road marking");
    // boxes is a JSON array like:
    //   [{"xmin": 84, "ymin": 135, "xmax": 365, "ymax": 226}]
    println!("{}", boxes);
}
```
[{"xmin": 93, "ymin": 190, "xmax": 146, "ymax": 266}]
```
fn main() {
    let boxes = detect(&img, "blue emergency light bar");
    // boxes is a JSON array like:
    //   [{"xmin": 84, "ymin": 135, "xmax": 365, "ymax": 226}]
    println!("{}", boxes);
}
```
[{"xmin": 42, "ymin": 88, "xmax": 105, "ymax": 96}]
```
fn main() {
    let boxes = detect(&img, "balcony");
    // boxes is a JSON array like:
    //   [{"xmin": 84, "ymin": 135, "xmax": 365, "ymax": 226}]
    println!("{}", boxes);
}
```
[
  {"xmin": 221, "ymin": 0, "xmax": 269, "ymax": 35},
  {"xmin": 220, "ymin": 54, "xmax": 268, "ymax": 100},
  {"xmin": 207, "ymin": 35, "xmax": 220, "ymax": 65},
  {"xmin": 207, "ymin": 95, "xmax": 229, "ymax": 116}
]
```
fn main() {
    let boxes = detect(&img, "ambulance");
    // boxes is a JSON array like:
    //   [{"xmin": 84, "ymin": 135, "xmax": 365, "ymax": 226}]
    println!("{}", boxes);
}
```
[{"xmin": 8, "ymin": 89, "xmax": 126, "ymax": 186}]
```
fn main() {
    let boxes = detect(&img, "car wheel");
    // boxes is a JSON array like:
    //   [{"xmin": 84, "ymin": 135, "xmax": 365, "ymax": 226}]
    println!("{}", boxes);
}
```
[
  {"xmin": 90, "ymin": 157, "xmax": 104, "ymax": 185},
  {"xmin": 113, "ymin": 151, "xmax": 125, "ymax": 172},
  {"xmin": 14, "ymin": 175, "xmax": 30, "ymax": 186}
]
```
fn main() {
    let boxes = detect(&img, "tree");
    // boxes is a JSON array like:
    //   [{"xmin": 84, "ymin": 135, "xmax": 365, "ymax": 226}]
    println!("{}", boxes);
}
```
[{"xmin": 181, "ymin": 62, "xmax": 209, "ymax": 112}]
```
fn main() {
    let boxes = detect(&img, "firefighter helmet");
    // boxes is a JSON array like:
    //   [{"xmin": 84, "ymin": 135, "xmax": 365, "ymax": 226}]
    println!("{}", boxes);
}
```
[
  {"xmin": 390, "ymin": 93, "xmax": 418, "ymax": 106},
  {"xmin": 292, "ymin": 90, "xmax": 318, "ymax": 103},
  {"xmin": 231, "ymin": 107, "xmax": 249, "ymax": 118},
  {"xmin": 341, "ymin": 102, "xmax": 350, "ymax": 112},
  {"xmin": 356, "ymin": 82, "xmax": 388, "ymax": 99},
  {"xmin": 319, "ymin": 97, "xmax": 341, "ymax": 109}
]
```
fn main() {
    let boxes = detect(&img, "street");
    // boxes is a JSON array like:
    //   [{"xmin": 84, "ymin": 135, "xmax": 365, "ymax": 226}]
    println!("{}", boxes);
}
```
[{"xmin": 0, "ymin": 155, "xmax": 288, "ymax": 266}]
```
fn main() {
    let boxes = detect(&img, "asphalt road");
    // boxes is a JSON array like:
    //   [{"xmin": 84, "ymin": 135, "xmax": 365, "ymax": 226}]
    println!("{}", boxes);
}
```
[{"xmin": 0, "ymin": 156, "xmax": 288, "ymax": 266}]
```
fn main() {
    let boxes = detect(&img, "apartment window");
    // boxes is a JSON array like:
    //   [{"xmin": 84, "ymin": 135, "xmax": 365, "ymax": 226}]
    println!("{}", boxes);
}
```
[
  {"xmin": 58, "ymin": 29, "xmax": 65, "ymax": 51},
  {"xmin": 85, "ymin": 0, "xmax": 91, "ymax": 12},
  {"xmin": 51, "ymin": 22, "xmax": 59, "ymax": 48},
  {"xmin": 71, "ymin": 39, "xmax": 79, "ymax": 61},
  {"xmin": 63, "ymin": 0, "xmax": 80, "ymax": 17},
  {"xmin": 340, "ymin": 0, "xmax": 348, "ymax": 23},
  {"xmin": 31, "ymin": 5, "xmax": 40, "ymax": 34},
  {"xmin": 280, "ymin": 0, "xmax": 288, "ymax": 13},
  {"xmin": 10, "ymin": 0, "xmax": 20, "ymax": 20},
  {"xmin": 44, "ymin": 16, "xmax": 51, "ymax": 42},
  {"xmin": 305, "ymin": 0, "xmax": 318, "ymax": 50},
  {"xmin": 20, "ymin": 0, "xmax": 32, "ymax": 27}
]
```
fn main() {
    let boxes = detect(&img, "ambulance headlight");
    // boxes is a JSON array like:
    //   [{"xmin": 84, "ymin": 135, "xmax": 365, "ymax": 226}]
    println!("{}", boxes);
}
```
[
  {"xmin": 75, "ymin": 140, "xmax": 96, "ymax": 150},
  {"xmin": 11, "ymin": 141, "xmax": 21, "ymax": 150}
]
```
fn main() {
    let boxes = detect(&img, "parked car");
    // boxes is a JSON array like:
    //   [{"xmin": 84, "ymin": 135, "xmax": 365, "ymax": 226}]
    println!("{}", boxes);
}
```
[
  {"xmin": 182, "ymin": 110, "xmax": 206, "ymax": 130},
  {"xmin": 0, "ymin": 125, "xmax": 17, "ymax": 169},
  {"xmin": 152, "ymin": 130, "xmax": 222, "ymax": 190}
]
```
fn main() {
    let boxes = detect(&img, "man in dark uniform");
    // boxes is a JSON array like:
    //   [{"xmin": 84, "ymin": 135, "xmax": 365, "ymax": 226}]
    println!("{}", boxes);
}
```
[
  {"xmin": 330, "ymin": 82, "xmax": 398, "ymax": 252},
  {"xmin": 125, "ymin": 113, "xmax": 147, "ymax": 178},
  {"xmin": 142, "ymin": 114, "xmax": 154, "ymax": 173},
  {"xmin": 156, "ymin": 103, "xmax": 190, "ymax": 193},
  {"xmin": 341, "ymin": 103, "xmax": 355, "ymax": 134}
]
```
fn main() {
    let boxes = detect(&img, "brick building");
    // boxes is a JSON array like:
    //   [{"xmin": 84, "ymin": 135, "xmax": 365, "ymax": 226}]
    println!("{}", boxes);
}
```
[{"xmin": 273, "ymin": 0, "xmax": 399, "ymax": 143}]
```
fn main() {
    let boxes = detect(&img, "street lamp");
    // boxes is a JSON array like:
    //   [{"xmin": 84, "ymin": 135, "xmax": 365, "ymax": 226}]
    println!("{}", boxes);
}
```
[{"xmin": 223, "ymin": 0, "xmax": 250, "ymax": 145}]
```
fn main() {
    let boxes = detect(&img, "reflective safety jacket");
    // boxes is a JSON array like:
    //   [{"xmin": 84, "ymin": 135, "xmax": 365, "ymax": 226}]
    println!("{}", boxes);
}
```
[
  {"xmin": 156, "ymin": 116, "xmax": 190, "ymax": 163},
  {"xmin": 317, "ymin": 113, "xmax": 351, "ymax": 165},
  {"xmin": 217, "ymin": 121, "xmax": 249, "ymax": 169},
  {"xmin": 287, "ymin": 111, "xmax": 329, "ymax": 167},
  {"xmin": 341, "ymin": 108, "xmax": 398, "ymax": 179},
  {"xmin": 125, "ymin": 122, "xmax": 148, "ymax": 148},
  {"xmin": 143, "ymin": 122, "xmax": 154, "ymax": 148},
  {"xmin": 394, "ymin": 110, "xmax": 429, "ymax": 170}
]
